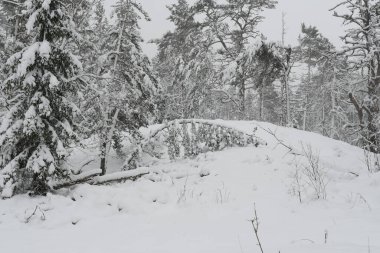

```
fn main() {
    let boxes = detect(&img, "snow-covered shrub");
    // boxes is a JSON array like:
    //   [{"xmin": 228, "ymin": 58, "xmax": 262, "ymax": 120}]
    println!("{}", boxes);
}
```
[
  {"xmin": 164, "ymin": 120, "xmax": 259, "ymax": 159},
  {"xmin": 164, "ymin": 120, "xmax": 259, "ymax": 160},
  {"xmin": 301, "ymin": 145, "xmax": 328, "ymax": 200},
  {"xmin": 123, "ymin": 119, "xmax": 264, "ymax": 170},
  {"xmin": 290, "ymin": 145, "xmax": 328, "ymax": 201}
]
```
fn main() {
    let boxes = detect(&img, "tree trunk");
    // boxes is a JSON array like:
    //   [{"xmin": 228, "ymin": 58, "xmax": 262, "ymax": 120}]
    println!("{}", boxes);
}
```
[
  {"xmin": 285, "ymin": 74, "xmax": 291, "ymax": 125},
  {"xmin": 303, "ymin": 103, "xmax": 307, "ymax": 131},
  {"xmin": 330, "ymin": 68, "xmax": 336, "ymax": 137},
  {"xmin": 239, "ymin": 84, "xmax": 246, "ymax": 120},
  {"xmin": 259, "ymin": 87, "xmax": 264, "ymax": 121},
  {"xmin": 98, "ymin": 1, "xmax": 126, "ymax": 174},
  {"xmin": 303, "ymin": 62, "xmax": 312, "ymax": 131},
  {"xmin": 100, "ymin": 138, "xmax": 107, "ymax": 175},
  {"xmin": 365, "ymin": 56, "xmax": 380, "ymax": 152},
  {"xmin": 281, "ymin": 47, "xmax": 292, "ymax": 126}
]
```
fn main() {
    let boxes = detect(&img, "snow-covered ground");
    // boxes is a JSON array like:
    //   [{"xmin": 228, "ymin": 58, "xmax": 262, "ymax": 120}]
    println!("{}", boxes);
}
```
[{"xmin": 1, "ymin": 121, "xmax": 379, "ymax": 253}]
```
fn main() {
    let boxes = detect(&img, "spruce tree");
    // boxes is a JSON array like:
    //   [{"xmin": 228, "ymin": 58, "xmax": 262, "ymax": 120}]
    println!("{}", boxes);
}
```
[{"xmin": 0, "ymin": 0, "xmax": 84, "ymax": 197}]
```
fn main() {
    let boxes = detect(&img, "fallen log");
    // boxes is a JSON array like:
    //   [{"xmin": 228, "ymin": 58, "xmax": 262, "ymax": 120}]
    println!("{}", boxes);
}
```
[
  {"xmin": 89, "ymin": 167, "xmax": 156, "ymax": 185},
  {"xmin": 52, "ymin": 167, "xmax": 158, "ymax": 190},
  {"xmin": 52, "ymin": 169, "xmax": 102, "ymax": 190}
]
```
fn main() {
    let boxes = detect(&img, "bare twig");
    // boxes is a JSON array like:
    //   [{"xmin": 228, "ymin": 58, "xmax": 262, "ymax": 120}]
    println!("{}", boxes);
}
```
[
  {"xmin": 177, "ymin": 176, "xmax": 189, "ymax": 204},
  {"xmin": 250, "ymin": 203, "xmax": 265, "ymax": 253},
  {"xmin": 258, "ymin": 126, "xmax": 301, "ymax": 156},
  {"xmin": 24, "ymin": 205, "xmax": 45, "ymax": 223}
]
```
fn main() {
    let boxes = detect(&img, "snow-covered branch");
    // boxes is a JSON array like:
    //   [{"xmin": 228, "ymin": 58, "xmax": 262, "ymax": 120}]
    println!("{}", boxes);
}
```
[{"xmin": 1, "ymin": 0, "xmax": 21, "ymax": 6}]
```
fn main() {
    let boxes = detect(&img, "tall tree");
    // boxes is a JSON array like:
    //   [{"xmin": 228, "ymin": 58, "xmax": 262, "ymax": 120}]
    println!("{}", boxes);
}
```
[
  {"xmin": 154, "ymin": 0, "xmax": 216, "ymax": 120},
  {"xmin": 298, "ymin": 24, "xmax": 334, "ymax": 131},
  {"xmin": 332, "ymin": 0, "xmax": 380, "ymax": 152},
  {"xmin": 83, "ymin": 0, "xmax": 158, "ymax": 174},
  {"xmin": 278, "ymin": 45, "xmax": 298, "ymax": 126},
  {"xmin": 194, "ymin": 0, "xmax": 277, "ymax": 119},
  {"xmin": 0, "ymin": 0, "xmax": 84, "ymax": 196}
]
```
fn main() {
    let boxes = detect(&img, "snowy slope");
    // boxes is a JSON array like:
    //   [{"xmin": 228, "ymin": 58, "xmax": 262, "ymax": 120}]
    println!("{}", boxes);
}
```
[{"xmin": 0, "ymin": 121, "xmax": 379, "ymax": 253}]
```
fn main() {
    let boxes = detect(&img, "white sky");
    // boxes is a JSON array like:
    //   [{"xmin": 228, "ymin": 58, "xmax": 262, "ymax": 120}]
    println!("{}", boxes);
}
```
[{"xmin": 104, "ymin": 0, "xmax": 346, "ymax": 58}]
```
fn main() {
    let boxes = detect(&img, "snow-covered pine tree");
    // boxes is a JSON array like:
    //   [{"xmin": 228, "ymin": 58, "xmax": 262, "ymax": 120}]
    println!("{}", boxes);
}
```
[
  {"xmin": 64, "ymin": 0, "xmax": 103, "ymax": 74},
  {"xmin": 194, "ymin": 0, "xmax": 277, "ymax": 119},
  {"xmin": 0, "ymin": 0, "xmax": 84, "ymax": 197},
  {"xmin": 154, "ymin": 0, "xmax": 216, "ymax": 120},
  {"xmin": 77, "ymin": 0, "xmax": 110, "ymax": 136},
  {"xmin": 233, "ymin": 42, "xmax": 284, "ymax": 122}
]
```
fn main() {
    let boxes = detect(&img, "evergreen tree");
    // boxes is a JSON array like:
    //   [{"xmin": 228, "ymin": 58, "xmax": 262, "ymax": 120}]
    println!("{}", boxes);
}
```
[
  {"xmin": 194, "ymin": 0, "xmax": 277, "ymax": 118},
  {"xmin": 0, "ymin": 0, "xmax": 84, "ymax": 197},
  {"xmin": 154, "ymin": 0, "xmax": 216, "ymax": 120},
  {"xmin": 297, "ymin": 24, "xmax": 335, "ymax": 131}
]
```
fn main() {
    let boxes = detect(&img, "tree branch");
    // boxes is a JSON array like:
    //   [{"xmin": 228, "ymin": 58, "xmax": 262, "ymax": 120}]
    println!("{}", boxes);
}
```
[{"xmin": 1, "ymin": 0, "xmax": 21, "ymax": 6}]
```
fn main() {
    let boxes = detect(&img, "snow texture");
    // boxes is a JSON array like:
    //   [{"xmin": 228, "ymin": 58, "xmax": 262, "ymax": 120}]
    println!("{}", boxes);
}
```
[{"xmin": 0, "ymin": 120, "xmax": 379, "ymax": 253}]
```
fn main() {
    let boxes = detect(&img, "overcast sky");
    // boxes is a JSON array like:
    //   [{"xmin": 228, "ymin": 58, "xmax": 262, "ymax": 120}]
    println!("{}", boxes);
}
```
[{"xmin": 104, "ymin": 0, "xmax": 346, "ymax": 58}]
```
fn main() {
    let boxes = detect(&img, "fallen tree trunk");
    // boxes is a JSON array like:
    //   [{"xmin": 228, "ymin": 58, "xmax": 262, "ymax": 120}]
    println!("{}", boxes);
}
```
[
  {"xmin": 52, "ymin": 167, "xmax": 157, "ymax": 190},
  {"xmin": 52, "ymin": 169, "xmax": 102, "ymax": 190},
  {"xmin": 90, "ymin": 167, "xmax": 156, "ymax": 185}
]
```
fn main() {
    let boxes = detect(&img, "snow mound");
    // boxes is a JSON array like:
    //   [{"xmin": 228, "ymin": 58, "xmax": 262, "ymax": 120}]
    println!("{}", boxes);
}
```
[{"xmin": 0, "ymin": 120, "xmax": 379, "ymax": 253}]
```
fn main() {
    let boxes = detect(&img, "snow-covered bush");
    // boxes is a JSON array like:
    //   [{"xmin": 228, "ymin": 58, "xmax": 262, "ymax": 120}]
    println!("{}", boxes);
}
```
[
  {"xmin": 124, "ymin": 119, "xmax": 264, "ymax": 170},
  {"xmin": 290, "ymin": 145, "xmax": 328, "ymax": 201},
  {"xmin": 301, "ymin": 145, "xmax": 328, "ymax": 200}
]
